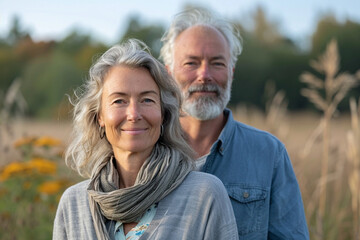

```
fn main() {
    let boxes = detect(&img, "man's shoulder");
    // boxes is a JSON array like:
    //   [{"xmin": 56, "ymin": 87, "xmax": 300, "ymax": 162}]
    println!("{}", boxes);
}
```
[
  {"xmin": 225, "ymin": 109, "xmax": 282, "ymax": 144},
  {"xmin": 223, "ymin": 109, "xmax": 285, "ymax": 153},
  {"xmin": 225, "ymin": 109, "xmax": 278, "ymax": 138},
  {"xmin": 236, "ymin": 120, "xmax": 276, "ymax": 136}
]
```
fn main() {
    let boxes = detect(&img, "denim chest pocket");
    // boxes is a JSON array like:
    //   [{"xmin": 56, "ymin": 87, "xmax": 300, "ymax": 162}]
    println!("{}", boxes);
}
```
[{"xmin": 225, "ymin": 185, "xmax": 268, "ymax": 236}]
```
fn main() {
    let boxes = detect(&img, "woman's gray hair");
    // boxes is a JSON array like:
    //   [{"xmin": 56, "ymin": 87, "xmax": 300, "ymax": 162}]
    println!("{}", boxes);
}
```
[
  {"xmin": 160, "ymin": 8, "xmax": 243, "ymax": 71},
  {"xmin": 65, "ymin": 39, "xmax": 194, "ymax": 178}
]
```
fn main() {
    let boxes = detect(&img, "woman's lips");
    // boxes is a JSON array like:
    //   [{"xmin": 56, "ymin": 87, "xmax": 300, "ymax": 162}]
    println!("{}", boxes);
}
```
[{"xmin": 122, "ymin": 128, "xmax": 147, "ymax": 135}]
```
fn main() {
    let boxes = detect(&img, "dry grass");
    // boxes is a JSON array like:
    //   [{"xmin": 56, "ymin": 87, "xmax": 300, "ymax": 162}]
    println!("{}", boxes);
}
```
[
  {"xmin": 347, "ymin": 98, "xmax": 360, "ymax": 239},
  {"xmin": 1, "ymin": 39, "xmax": 359, "ymax": 239},
  {"xmin": 0, "ymin": 100, "xmax": 357, "ymax": 239},
  {"xmin": 0, "ymin": 78, "xmax": 27, "ymax": 165},
  {"xmin": 233, "ymin": 39, "xmax": 360, "ymax": 239},
  {"xmin": 0, "ymin": 119, "xmax": 72, "ymax": 167},
  {"xmin": 299, "ymin": 39, "xmax": 359, "ymax": 239}
]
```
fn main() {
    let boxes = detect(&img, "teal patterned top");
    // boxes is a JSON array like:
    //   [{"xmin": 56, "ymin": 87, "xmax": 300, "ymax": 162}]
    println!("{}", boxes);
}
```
[{"xmin": 114, "ymin": 203, "xmax": 158, "ymax": 240}]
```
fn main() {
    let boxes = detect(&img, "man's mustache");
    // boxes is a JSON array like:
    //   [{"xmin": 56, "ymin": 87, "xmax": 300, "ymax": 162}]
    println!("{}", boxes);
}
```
[{"xmin": 187, "ymin": 84, "xmax": 221, "ymax": 96}]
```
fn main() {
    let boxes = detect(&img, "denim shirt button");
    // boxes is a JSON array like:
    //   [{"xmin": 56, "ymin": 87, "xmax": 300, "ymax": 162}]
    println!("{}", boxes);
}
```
[{"xmin": 243, "ymin": 192, "xmax": 249, "ymax": 198}]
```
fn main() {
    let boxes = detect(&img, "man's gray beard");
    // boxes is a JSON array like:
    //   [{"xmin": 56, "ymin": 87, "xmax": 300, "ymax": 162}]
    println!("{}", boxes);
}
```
[{"xmin": 182, "ymin": 82, "xmax": 231, "ymax": 120}]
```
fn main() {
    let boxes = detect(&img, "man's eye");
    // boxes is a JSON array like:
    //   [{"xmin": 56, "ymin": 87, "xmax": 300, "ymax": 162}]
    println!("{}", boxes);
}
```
[
  {"xmin": 213, "ymin": 62, "xmax": 226, "ymax": 66},
  {"xmin": 143, "ymin": 98, "xmax": 155, "ymax": 103}
]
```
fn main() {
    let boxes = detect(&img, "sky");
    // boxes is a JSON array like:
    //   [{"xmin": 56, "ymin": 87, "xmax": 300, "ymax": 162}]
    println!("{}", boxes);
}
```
[{"xmin": 1, "ymin": 0, "xmax": 360, "ymax": 45}]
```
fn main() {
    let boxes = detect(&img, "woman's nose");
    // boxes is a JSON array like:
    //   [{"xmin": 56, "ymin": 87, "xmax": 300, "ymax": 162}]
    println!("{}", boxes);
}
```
[{"xmin": 126, "ymin": 102, "xmax": 142, "ymax": 121}]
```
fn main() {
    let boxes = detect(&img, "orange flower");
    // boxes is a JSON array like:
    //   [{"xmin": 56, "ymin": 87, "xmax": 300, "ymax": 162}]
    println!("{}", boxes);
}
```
[
  {"xmin": 28, "ymin": 158, "xmax": 57, "ymax": 175},
  {"xmin": 13, "ymin": 137, "xmax": 36, "ymax": 148},
  {"xmin": 0, "ymin": 158, "xmax": 57, "ymax": 181},
  {"xmin": 0, "ymin": 162, "xmax": 30, "ymax": 181},
  {"xmin": 0, "ymin": 188, "xmax": 8, "ymax": 197},
  {"xmin": 33, "ymin": 136, "xmax": 61, "ymax": 147},
  {"xmin": 37, "ymin": 180, "xmax": 63, "ymax": 195},
  {"xmin": 23, "ymin": 181, "xmax": 32, "ymax": 189}
]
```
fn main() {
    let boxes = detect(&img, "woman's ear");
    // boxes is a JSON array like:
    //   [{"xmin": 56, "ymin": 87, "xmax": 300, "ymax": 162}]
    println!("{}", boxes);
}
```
[{"xmin": 98, "ymin": 113, "xmax": 105, "ymax": 127}]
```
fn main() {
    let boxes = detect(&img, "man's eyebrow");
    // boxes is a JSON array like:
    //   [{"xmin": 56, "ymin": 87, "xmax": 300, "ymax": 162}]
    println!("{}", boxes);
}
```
[
  {"xmin": 183, "ymin": 55, "xmax": 200, "ymax": 60},
  {"xmin": 184, "ymin": 55, "xmax": 227, "ymax": 60},
  {"xmin": 211, "ymin": 55, "xmax": 227, "ymax": 61}
]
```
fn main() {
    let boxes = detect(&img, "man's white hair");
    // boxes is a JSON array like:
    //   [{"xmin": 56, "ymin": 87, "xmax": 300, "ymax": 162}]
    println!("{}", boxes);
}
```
[{"xmin": 160, "ymin": 8, "xmax": 243, "ymax": 72}]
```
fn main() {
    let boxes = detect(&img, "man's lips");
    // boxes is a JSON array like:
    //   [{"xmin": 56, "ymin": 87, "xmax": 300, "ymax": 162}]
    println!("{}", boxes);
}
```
[
  {"xmin": 187, "ymin": 84, "xmax": 220, "ymax": 96},
  {"xmin": 190, "ymin": 90, "xmax": 217, "ymax": 96}
]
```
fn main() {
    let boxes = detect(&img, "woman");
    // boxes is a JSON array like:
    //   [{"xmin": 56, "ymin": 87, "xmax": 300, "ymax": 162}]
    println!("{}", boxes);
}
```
[{"xmin": 53, "ymin": 39, "xmax": 238, "ymax": 240}]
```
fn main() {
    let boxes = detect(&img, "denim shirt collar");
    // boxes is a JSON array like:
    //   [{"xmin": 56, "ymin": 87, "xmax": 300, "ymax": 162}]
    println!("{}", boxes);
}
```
[{"xmin": 210, "ymin": 108, "xmax": 236, "ymax": 156}]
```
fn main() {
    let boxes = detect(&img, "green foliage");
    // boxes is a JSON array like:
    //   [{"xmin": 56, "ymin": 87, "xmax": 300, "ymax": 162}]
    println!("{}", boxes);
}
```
[
  {"xmin": 57, "ymin": 31, "xmax": 93, "ymax": 54},
  {"xmin": 311, "ymin": 16, "xmax": 360, "ymax": 110},
  {"xmin": 0, "ymin": 47, "xmax": 22, "ymax": 91},
  {"xmin": 6, "ymin": 15, "xmax": 30, "ymax": 44},
  {"xmin": 0, "ymin": 175, "xmax": 57, "ymax": 239},
  {"xmin": 0, "ymin": 136, "xmax": 74, "ymax": 240},
  {"xmin": 0, "ymin": 9, "xmax": 359, "ymax": 118},
  {"xmin": 119, "ymin": 15, "xmax": 165, "ymax": 58},
  {"xmin": 232, "ymin": 31, "xmax": 310, "ymax": 110},
  {"xmin": 312, "ymin": 15, "xmax": 360, "ymax": 72},
  {"xmin": 21, "ymin": 51, "xmax": 83, "ymax": 117},
  {"xmin": 56, "ymin": 31, "xmax": 108, "ymax": 72}
]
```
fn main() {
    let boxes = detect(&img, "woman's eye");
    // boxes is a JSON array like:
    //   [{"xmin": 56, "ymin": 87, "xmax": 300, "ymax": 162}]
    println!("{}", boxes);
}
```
[{"xmin": 114, "ymin": 99, "xmax": 125, "ymax": 104}]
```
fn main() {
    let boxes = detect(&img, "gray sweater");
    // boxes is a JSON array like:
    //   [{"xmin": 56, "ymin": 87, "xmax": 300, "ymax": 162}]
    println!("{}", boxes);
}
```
[{"xmin": 53, "ymin": 171, "xmax": 239, "ymax": 240}]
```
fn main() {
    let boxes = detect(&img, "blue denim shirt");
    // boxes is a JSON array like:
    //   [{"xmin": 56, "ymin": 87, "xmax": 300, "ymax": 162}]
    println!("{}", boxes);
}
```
[{"xmin": 201, "ymin": 109, "xmax": 309, "ymax": 239}]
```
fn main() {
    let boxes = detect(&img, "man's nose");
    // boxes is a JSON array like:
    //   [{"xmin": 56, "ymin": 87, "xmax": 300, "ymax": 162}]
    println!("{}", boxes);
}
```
[{"xmin": 197, "ymin": 62, "xmax": 212, "ymax": 83}]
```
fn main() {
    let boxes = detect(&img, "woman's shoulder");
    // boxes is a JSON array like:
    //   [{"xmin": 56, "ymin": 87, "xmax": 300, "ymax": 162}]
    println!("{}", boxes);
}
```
[
  {"xmin": 180, "ymin": 171, "xmax": 227, "ymax": 197},
  {"xmin": 186, "ymin": 171, "xmax": 223, "ymax": 184},
  {"xmin": 185, "ymin": 171, "xmax": 222, "ymax": 183},
  {"xmin": 59, "ymin": 179, "xmax": 90, "ymax": 203},
  {"xmin": 54, "ymin": 179, "xmax": 96, "ymax": 238}
]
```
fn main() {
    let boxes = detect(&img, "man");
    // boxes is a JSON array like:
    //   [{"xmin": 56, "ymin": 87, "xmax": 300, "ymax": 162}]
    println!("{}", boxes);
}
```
[{"xmin": 160, "ymin": 9, "xmax": 309, "ymax": 239}]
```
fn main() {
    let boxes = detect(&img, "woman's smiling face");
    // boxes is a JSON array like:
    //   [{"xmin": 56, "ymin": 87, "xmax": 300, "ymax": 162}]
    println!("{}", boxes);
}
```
[{"xmin": 98, "ymin": 66, "xmax": 162, "ymax": 156}]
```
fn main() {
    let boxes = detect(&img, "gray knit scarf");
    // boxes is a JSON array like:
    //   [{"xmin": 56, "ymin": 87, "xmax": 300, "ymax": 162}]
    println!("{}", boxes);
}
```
[{"xmin": 87, "ymin": 143, "xmax": 193, "ymax": 240}]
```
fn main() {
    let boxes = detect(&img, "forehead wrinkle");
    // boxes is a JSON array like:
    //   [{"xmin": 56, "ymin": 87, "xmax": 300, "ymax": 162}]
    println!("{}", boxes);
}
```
[
  {"xmin": 108, "ymin": 90, "xmax": 159, "ymax": 98},
  {"xmin": 184, "ymin": 54, "xmax": 227, "ymax": 61}
]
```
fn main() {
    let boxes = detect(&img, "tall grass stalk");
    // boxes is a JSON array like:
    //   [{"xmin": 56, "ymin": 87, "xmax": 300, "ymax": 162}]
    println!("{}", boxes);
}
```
[
  {"xmin": 0, "ymin": 78, "xmax": 27, "ymax": 165},
  {"xmin": 300, "ymin": 39, "xmax": 359, "ymax": 238},
  {"xmin": 347, "ymin": 97, "xmax": 360, "ymax": 239},
  {"xmin": 264, "ymin": 81, "xmax": 289, "ymax": 140}
]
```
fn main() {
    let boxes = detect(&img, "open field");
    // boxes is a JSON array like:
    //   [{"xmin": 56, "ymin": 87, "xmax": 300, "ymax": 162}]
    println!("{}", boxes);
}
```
[
  {"xmin": 0, "ymin": 109, "xmax": 358, "ymax": 239},
  {"xmin": 1, "ymin": 110, "xmax": 350, "ymax": 161},
  {"xmin": 1, "ymin": 119, "xmax": 72, "ymax": 166}
]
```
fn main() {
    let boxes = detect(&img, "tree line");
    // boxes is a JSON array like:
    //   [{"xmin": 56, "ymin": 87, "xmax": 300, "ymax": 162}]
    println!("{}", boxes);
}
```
[{"xmin": 0, "ymin": 6, "xmax": 359, "ymax": 118}]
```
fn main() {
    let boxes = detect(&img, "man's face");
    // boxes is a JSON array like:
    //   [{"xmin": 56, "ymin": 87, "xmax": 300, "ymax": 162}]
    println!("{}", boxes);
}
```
[{"xmin": 171, "ymin": 25, "xmax": 232, "ymax": 120}]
